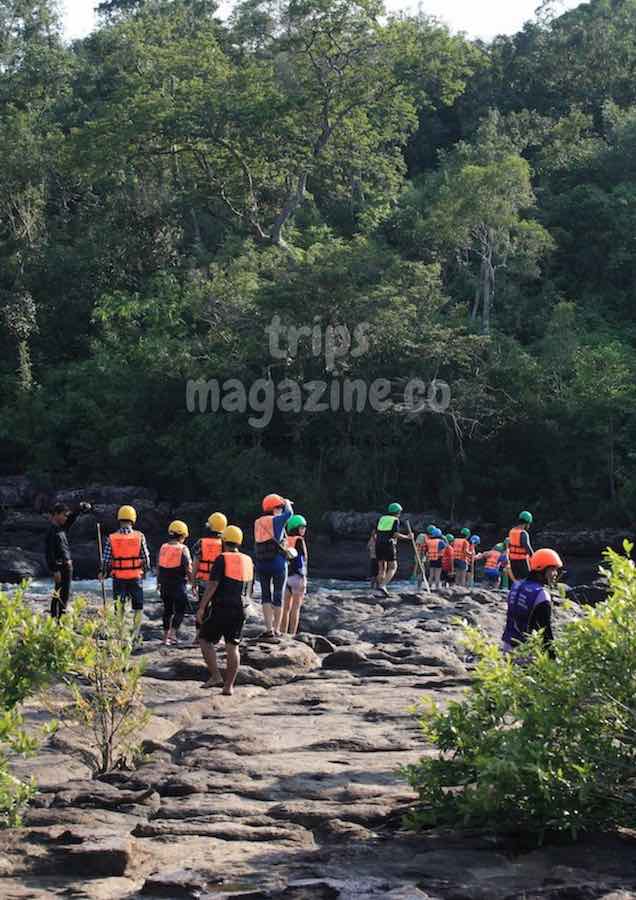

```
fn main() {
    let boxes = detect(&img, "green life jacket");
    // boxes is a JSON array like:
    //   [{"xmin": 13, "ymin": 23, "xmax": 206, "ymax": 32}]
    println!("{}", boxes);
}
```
[{"xmin": 377, "ymin": 515, "xmax": 398, "ymax": 533}]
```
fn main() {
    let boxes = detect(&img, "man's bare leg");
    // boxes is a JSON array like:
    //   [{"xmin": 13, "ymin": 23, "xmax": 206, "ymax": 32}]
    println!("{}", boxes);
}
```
[
  {"xmin": 262, "ymin": 602, "xmax": 274, "ymax": 633},
  {"xmin": 199, "ymin": 638, "xmax": 223, "ymax": 686},
  {"xmin": 280, "ymin": 593, "xmax": 292, "ymax": 634},
  {"xmin": 223, "ymin": 643, "xmax": 240, "ymax": 695},
  {"xmin": 384, "ymin": 562, "xmax": 398, "ymax": 587},
  {"xmin": 272, "ymin": 605, "xmax": 282, "ymax": 634},
  {"xmin": 289, "ymin": 595, "xmax": 304, "ymax": 635}
]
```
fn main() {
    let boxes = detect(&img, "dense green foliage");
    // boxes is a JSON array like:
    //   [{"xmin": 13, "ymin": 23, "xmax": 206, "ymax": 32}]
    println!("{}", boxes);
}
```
[
  {"xmin": 404, "ymin": 546, "xmax": 636, "ymax": 838},
  {"xmin": 0, "ymin": 589, "xmax": 92, "ymax": 825},
  {"xmin": 1, "ymin": 0, "xmax": 635, "ymax": 523}
]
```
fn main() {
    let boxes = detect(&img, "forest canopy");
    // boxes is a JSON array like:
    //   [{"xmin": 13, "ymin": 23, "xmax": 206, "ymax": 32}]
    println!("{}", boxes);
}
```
[{"xmin": 1, "ymin": 0, "xmax": 635, "ymax": 525}]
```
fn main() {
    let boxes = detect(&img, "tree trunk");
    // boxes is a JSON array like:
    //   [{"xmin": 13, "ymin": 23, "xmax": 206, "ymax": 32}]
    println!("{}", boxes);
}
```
[
  {"xmin": 482, "ymin": 235, "xmax": 495, "ymax": 336},
  {"xmin": 608, "ymin": 415, "xmax": 616, "ymax": 501}
]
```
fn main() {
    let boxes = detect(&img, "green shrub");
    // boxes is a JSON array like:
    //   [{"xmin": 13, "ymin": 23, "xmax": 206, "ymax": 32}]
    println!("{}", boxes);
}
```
[
  {"xmin": 65, "ymin": 605, "xmax": 149, "ymax": 774},
  {"xmin": 404, "ymin": 545, "xmax": 636, "ymax": 839},
  {"xmin": 0, "ymin": 589, "xmax": 93, "ymax": 826}
]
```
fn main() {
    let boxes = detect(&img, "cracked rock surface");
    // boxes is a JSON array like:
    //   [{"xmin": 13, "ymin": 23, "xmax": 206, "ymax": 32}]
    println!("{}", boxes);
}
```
[{"xmin": 2, "ymin": 586, "xmax": 635, "ymax": 899}]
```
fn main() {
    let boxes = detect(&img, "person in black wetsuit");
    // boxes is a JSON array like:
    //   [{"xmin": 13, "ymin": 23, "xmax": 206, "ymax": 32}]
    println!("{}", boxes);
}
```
[{"xmin": 45, "ymin": 500, "xmax": 92, "ymax": 619}]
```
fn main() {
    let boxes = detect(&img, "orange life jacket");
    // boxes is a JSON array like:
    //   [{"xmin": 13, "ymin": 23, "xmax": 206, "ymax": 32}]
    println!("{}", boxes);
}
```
[
  {"xmin": 452, "ymin": 538, "xmax": 470, "ymax": 562},
  {"xmin": 441, "ymin": 545, "xmax": 454, "ymax": 571},
  {"xmin": 426, "ymin": 536, "xmax": 441, "ymax": 561},
  {"xmin": 222, "ymin": 551, "xmax": 254, "ymax": 583},
  {"xmin": 110, "ymin": 531, "xmax": 143, "ymax": 580},
  {"xmin": 485, "ymin": 549, "xmax": 502, "ymax": 570},
  {"xmin": 254, "ymin": 515, "xmax": 285, "ymax": 561},
  {"xmin": 158, "ymin": 543, "xmax": 184, "ymax": 569},
  {"xmin": 195, "ymin": 536, "xmax": 223, "ymax": 581},
  {"xmin": 508, "ymin": 526, "xmax": 530, "ymax": 560}
]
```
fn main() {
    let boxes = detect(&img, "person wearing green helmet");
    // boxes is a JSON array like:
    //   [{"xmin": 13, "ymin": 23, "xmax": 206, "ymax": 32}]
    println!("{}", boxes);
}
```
[
  {"xmin": 508, "ymin": 511, "xmax": 534, "ymax": 582},
  {"xmin": 441, "ymin": 534, "xmax": 455, "ymax": 586},
  {"xmin": 281, "ymin": 515, "xmax": 308, "ymax": 635},
  {"xmin": 452, "ymin": 528, "xmax": 472, "ymax": 587},
  {"xmin": 483, "ymin": 542, "xmax": 508, "ymax": 589},
  {"xmin": 375, "ymin": 502, "xmax": 410, "ymax": 596}
]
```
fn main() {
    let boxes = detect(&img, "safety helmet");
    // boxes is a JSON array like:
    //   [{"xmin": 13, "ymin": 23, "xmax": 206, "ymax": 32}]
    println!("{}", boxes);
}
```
[
  {"xmin": 530, "ymin": 548, "xmax": 563, "ymax": 571},
  {"xmin": 117, "ymin": 505, "xmax": 137, "ymax": 524},
  {"xmin": 168, "ymin": 520, "xmax": 189, "ymax": 538},
  {"xmin": 207, "ymin": 512, "xmax": 227, "ymax": 533},
  {"xmin": 262, "ymin": 493, "xmax": 285, "ymax": 513},
  {"xmin": 519, "ymin": 510, "xmax": 533, "ymax": 524},
  {"xmin": 432, "ymin": 527, "xmax": 443, "ymax": 538},
  {"xmin": 287, "ymin": 514, "xmax": 307, "ymax": 532},
  {"xmin": 426, "ymin": 525, "xmax": 437, "ymax": 535},
  {"xmin": 495, "ymin": 542, "xmax": 505, "ymax": 552},
  {"xmin": 460, "ymin": 527, "xmax": 471, "ymax": 538},
  {"xmin": 445, "ymin": 534, "xmax": 455, "ymax": 543},
  {"xmin": 388, "ymin": 502, "xmax": 403, "ymax": 515},
  {"xmin": 223, "ymin": 525, "xmax": 243, "ymax": 545},
  {"xmin": 470, "ymin": 535, "xmax": 481, "ymax": 545}
]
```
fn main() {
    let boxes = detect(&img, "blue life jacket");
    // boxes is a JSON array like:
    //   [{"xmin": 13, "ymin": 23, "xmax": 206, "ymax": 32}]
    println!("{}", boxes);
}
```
[{"xmin": 502, "ymin": 578, "xmax": 550, "ymax": 647}]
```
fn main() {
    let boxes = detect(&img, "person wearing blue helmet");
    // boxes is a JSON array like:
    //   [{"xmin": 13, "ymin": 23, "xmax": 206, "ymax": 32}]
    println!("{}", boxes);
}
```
[
  {"xmin": 469, "ymin": 534, "xmax": 481, "ymax": 586},
  {"xmin": 426, "ymin": 527, "xmax": 447, "ymax": 591}
]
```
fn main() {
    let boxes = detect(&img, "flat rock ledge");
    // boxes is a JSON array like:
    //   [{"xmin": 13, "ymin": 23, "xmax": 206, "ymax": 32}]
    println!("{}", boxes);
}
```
[{"xmin": 2, "ymin": 586, "xmax": 635, "ymax": 900}]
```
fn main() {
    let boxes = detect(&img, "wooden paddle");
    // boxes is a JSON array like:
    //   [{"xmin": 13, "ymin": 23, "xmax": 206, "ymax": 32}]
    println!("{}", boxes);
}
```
[{"xmin": 407, "ymin": 521, "xmax": 431, "ymax": 594}]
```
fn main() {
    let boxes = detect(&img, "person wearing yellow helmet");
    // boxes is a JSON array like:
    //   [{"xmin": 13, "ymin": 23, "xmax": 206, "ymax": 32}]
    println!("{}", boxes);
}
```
[
  {"xmin": 191, "ymin": 512, "xmax": 227, "ymax": 632},
  {"xmin": 197, "ymin": 525, "xmax": 254, "ymax": 695},
  {"xmin": 100, "ymin": 504, "xmax": 150, "ymax": 644},
  {"xmin": 158, "ymin": 521, "xmax": 192, "ymax": 646}
]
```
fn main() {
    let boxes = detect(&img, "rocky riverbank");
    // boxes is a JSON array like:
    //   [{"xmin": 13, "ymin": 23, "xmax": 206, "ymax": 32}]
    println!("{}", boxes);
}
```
[
  {"xmin": 3, "ymin": 584, "xmax": 636, "ymax": 899},
  {"xmin": 1, "ymin": 477, "xmax": 633, "ymax": 584}
]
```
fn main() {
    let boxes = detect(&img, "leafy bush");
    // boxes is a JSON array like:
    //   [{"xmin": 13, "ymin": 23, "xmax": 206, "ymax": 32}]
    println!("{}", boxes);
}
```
[
  {"xmin": 65, "ymin": 605, "xmax": 149, "ymax": 774},
  {"xmin": 404, "ymin": 545, "xmax": 636, "ymax": 839},
  {"xmin": 0, "ymin": 589, "xmax": 93, "ymax": 827}
]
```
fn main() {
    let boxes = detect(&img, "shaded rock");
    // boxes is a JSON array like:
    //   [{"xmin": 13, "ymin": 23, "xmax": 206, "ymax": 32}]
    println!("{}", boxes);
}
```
[
  {"xmin": 0, "ymin": 547, "xmax": 47, "ymax": 583},
  {"xmin": 49, "ymin": 833, "xmax": 137, "ymax": 877},
  {"xmin": 140, "ymin": 868, "xmax": 221, "ymax": 897},
  {"xmin": 0, "ymin": 475, "xmax": 37, "ymax": 508},
  {"xmin": 322, "ymin": 648, "xmax": 369, "ymax": 670},
  {"xmin": 325, "ymin": 629, "xmax": 361, "ymax": 646},
  {"xmin": 242, "ymin": 640, "xmax": 320, "ymax": 672},
  {"xmin": 295, "ymin": 633, "xmax": 337, "ymax": 655}
]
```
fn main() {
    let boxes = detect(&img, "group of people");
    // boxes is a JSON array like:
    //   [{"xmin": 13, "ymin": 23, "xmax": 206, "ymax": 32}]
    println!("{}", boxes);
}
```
[
  {"xmin": 45, "ymin": 498, "xmax": 563, "ymax": 693},
  {"xmin": 368, "ymin": 504, "xmax": 563, "ymax": 655},
  {"xmin": 45, "ymin": 494, "xmax": 309, "ymax": 695}
]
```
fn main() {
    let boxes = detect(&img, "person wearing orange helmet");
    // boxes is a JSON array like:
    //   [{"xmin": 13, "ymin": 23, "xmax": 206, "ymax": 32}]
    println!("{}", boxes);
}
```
[
  {"xmin": 254, "ymin": 493, "xmax": 293, "ymax": 637},
  {"xmin": 502, "ymin": 548, "xmax": 563, "ymax": 657}
]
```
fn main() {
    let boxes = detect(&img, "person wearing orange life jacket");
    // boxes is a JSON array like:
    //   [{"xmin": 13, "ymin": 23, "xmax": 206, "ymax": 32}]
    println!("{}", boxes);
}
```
[
  {"xmin": 100, "ymin": 505, "xmax": 150, "ymax": 643},
  {"xmin": 425, "ymin": 527, "xmax": 447, "ymax": 590},
  {"xmin": 441, "ymin": 534, "xmax": 455, "ymax": 587},
  {"xmin": 452, "ymin": 528, "xmax": 472, "ymax": 587},
  {"xmin": 197, "ymin": 525, "xmax": 254, "ymax": 695},
  {"xmin": 508, "ymin": 511, "xmax": 534, "ymax": 582},
  {"xmin": 191, "ymin": 512, "xmax": 227, "ymax": 607},
  {"xmin": 254, "ymin": 493, "xmax": 293, "ymax": 637},
  {"xmin": 158, "ymin": 520, "xmax": 192, "ymax": 646},
  {"xmin": 281, "ymin": 515, "xmax": 309, "ymax": 636},
  {"xmin": 483, "ymin": 542, "xmax": 507, "ymax": 588}
]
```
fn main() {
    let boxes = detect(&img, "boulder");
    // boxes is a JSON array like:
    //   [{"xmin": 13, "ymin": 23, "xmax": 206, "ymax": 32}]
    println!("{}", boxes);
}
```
[
  {"xmin": 0, "ymin": 547, "xmax": 47, "ymax": 583},
  {"xmin": 535, "ymin": 528, "xmax": 635, "ymax": 557},
  {"xmin": 0, "ymin": 475, "xmax": 37, "ymax": 508},
  {"xmin": 50, "ymin": 833, "xmax": 138, "ymax": 877}
]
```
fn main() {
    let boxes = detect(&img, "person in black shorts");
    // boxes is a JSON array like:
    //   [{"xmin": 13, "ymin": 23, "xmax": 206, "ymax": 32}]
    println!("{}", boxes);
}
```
[{"xmin": 196, "ymin": 525, "xmax": 254, "ymax": 695}]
